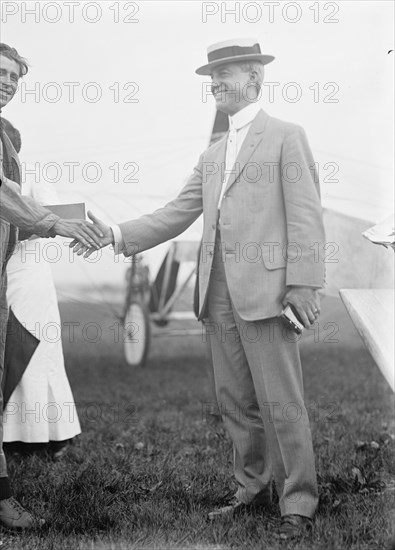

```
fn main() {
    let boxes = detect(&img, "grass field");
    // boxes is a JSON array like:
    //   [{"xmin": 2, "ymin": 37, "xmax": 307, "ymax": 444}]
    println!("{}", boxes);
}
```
[{"xmin": 1, "ymin": 296, "xmax": 394, "ymax": 550}]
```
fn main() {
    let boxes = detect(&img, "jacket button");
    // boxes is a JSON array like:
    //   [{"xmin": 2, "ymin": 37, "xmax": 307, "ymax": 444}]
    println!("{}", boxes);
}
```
[{"xmin": 211, "ymin": 224, "xmax": 216, "ymax": 230}]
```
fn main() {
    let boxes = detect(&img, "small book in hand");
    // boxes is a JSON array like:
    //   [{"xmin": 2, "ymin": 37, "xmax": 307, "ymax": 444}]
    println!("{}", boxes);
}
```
[{"xmin": 281, "ymin": 304, "xmax": 304, "ymax": 334}]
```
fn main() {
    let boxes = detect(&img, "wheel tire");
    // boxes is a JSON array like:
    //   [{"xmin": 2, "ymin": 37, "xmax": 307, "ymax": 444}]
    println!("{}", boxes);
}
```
[{"xmin": 123, "ymin": 300, "xmax": 150, "ymax": 367}]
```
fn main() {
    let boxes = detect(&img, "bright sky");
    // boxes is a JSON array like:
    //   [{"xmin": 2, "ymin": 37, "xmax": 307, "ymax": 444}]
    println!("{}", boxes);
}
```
[{"xmin": 2, "ymin": 0, "xmax": 394, "ymax": 296}]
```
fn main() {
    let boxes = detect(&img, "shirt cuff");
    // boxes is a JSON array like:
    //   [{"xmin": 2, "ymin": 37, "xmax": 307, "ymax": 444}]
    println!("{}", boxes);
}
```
[{"xmin": 110, "ymin": 224, "xmax": 125, "ymax": 255}]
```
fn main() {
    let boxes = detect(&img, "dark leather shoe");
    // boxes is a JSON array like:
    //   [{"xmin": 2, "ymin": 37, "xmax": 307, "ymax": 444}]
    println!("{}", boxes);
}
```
[
  {"xmin": 277, "ymin": 514, "xmax": 313, "ymax": 540},
  {"xmin": 0, "ymin": 497, "xmax": 45, "ymax": 530},
  {"xmin": 208, "ymin": 495, "xmax": 271, "ymax": 521}
]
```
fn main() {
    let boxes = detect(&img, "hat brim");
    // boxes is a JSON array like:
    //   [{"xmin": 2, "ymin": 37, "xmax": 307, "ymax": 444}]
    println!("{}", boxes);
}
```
[{"xmin": 195, "ymin": 54, "xmax": 274, "ymax": 75}]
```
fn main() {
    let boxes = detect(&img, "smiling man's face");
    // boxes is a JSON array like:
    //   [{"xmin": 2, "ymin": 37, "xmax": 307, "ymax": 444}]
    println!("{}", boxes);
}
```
[
  {"xmin": 211, "ymin": 62, "xmax": 258, "ymax": 116},
  {"xmin": 0, "ymin": 55, "xmax": 20, "ymax": 109}
]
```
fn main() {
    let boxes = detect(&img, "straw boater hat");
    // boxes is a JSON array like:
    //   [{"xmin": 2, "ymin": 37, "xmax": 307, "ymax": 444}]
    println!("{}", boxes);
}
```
[{"xmin": 195, "ymin": 38, "xmax": 274, "ymax": 76}]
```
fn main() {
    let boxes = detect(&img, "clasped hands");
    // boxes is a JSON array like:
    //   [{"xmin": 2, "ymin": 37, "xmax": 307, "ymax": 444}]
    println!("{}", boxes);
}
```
[{"xmin": 69, "ymin": 211, "xmax": 113, "ymax": 256}]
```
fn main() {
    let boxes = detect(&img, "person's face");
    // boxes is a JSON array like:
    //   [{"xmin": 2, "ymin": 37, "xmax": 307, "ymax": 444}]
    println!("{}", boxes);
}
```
[
  {"xmin": 210, "ymin": 62, "xmax": 256, "ymax": 116},
  {"xmin": 0, "ymin": 55, "xmax": 20, "ymax": 109}
]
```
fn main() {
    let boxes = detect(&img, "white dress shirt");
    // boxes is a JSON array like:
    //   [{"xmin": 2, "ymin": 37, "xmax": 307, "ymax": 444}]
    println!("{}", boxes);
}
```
[
  {"xmin": 217, "ymin": 101, "xmax": 261, "ymax": 210},
  {"xmin": 111, "ymin": 102, "xmax": 262, "ymax": 252}
]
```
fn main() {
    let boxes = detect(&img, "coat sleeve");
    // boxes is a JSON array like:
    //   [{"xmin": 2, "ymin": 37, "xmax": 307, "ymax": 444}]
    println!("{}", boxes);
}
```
[
  {"xmin": 0, "ymin": 172, "xmax": 59, "ymax": 236},
  {"xmin": 118, "ymin": 153, "xmax": 204, "ymax": 256},
  {"xmin": 280, "ymin": 126, "xmax": 326, "ymax": 288}
]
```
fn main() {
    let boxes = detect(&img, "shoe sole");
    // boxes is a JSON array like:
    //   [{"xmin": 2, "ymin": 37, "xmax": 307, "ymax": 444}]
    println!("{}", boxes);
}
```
[{"xmin": 0, "ymin": 518, "xmax": 45, "ymax": 532}]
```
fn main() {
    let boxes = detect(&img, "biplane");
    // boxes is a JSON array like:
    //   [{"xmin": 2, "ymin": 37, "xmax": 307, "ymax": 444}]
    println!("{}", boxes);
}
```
[
  {"xmin": 44, "ymin": 107, "xmax": 393, "ymax": 388},
  {"xmin": 118, "ymin": 110, "xmax": 394, "ymax": 394},
  {"xmin": 119, "ymin": 115, "xmax": 394, "ymax": 397}
]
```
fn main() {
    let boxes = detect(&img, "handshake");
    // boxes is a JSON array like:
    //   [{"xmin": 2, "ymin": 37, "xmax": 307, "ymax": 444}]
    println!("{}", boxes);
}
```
[{"xmin": 66, "ymin": 211, "xmax": 113, "ymax": 257}]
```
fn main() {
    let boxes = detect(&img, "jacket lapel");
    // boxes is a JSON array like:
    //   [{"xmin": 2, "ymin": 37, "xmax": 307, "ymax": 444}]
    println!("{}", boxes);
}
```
[
  {"xmin": 224, "ymin": 109, "xmax": 268, "ymax": 194},
  {"xmin": 208, "ymin": 135, "xmax": 227, "ymax": 207}
]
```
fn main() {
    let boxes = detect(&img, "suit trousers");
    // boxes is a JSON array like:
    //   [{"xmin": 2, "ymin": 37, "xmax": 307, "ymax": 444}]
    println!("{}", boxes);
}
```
[{"xmin": 205, "ymin": 230, "xmax": 318, "ymax": 518}]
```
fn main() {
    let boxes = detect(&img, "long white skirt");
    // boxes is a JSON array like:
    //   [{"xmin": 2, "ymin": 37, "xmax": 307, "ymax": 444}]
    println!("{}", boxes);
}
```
[{"xmin": 3, "ymin": 239, "xmax": 81, "ymax": 443}]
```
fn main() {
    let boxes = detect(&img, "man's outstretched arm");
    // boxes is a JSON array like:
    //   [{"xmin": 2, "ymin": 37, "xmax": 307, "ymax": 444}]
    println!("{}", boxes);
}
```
[
  {"xmin": 71, "ymin": 152, "xmax": 205, "ymax": 257},
  {"xmin": 0, "ymin": 173, "xmax": 104, "ymax": 248}
]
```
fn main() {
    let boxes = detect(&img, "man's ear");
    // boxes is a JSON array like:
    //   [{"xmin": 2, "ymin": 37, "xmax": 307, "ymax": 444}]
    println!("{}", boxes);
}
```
[
  {"xmin": 249, "ymin": 66, "xmax": 264, "ymax": 85},
  {"xmin": 250, "ymin": 69, "xmax": 258, "ymax": 81},
  {"xmin": 249, "ymin": 66, "xmax": 264, "ymax": 96},
  {"xmin": 247, "ymin": 71, "xmax": 261, "ymax": 97}
]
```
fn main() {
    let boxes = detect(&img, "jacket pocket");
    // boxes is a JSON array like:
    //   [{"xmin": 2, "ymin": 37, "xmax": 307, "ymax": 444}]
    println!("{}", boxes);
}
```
[{"xmin": 261, "ymin": 246, "xmax": 287, "ymax": 270}]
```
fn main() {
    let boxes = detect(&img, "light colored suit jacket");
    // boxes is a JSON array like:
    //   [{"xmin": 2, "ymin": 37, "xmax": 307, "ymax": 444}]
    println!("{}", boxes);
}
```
[{"xmin": 119, "ymin": 109, "xmax": 326, "ymax": 321}]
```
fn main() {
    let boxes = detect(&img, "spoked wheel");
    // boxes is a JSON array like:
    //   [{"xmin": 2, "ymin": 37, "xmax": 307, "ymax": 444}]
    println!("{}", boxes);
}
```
[{"xmin": 123, "ymin": 300, "xmax": 150, "ymax": 367}]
